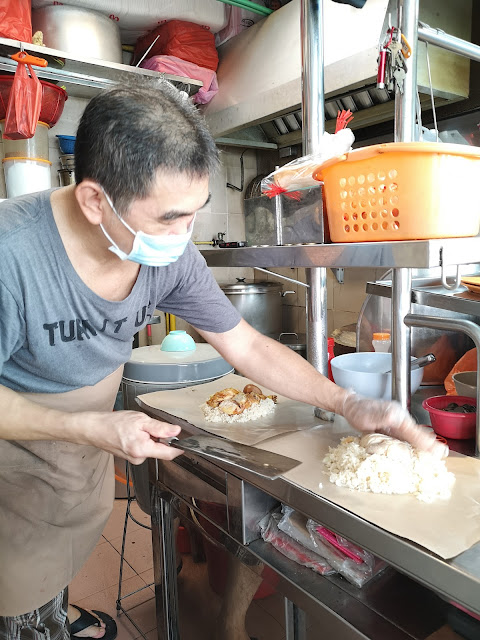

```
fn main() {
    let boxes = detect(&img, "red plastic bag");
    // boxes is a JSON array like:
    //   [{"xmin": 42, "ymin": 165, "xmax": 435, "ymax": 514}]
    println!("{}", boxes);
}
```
[
  {"xmin": 3, "ymin": 58, "xmax": 42, "ymax": 140},
  {"xmin": 0, "ymin": 0, "xmax": 32, "ymax": 42},
  {"xmin": 134, "ymin": 20, "xmax": 219, "ymax": 71}
]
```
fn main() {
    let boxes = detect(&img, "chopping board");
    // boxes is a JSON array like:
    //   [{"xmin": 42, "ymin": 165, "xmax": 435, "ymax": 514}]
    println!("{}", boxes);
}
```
[{"xmin": 137, "ymin": 372, "xmax": 323, "ymax": 445}]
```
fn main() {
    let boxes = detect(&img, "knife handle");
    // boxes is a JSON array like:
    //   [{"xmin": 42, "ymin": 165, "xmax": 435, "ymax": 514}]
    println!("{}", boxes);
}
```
[{"xmin": 156, "ymin": 436, "xmax": 179, "ymax": 446}]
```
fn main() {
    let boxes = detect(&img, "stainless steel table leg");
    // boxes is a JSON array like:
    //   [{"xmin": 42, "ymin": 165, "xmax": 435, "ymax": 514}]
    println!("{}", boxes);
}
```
[
  {"xmin": 285, "ymin": 599, "xmax": 307, "ymax": 640},
  {"xmin": 151, "ymin": 483, "xmax": 179, "ymax": 640},
  {"xmin": 391, "ymin": 268, "xmax": 412, "ymax": 408}
]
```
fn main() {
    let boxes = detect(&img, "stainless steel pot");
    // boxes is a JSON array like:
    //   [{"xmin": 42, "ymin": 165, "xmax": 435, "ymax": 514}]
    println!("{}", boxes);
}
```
[
  {"xmin": 32, "ymin": 5, "xmax": 123, "ymax": 64},
  {"xmin": 220, "ymin": 280, "xmax": 287, "ymax": 338}
]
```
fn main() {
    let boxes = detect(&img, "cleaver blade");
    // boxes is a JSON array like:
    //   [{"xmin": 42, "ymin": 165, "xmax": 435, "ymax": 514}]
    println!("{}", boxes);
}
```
[{"xmin": 161, "ymin": 434, "xmax": 301, "ymax": 480}]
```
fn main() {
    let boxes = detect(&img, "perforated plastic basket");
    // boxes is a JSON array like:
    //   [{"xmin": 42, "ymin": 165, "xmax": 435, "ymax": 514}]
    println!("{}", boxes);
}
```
[{"xmin": 313, "ymin": 142, "xmax": 480, "ymax": 242}]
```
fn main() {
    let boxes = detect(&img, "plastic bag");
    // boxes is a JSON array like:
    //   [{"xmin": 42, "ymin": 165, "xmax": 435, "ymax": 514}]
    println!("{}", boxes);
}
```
[
  {"xmin": 215, "ymin": 5, "xmax": 265, "ymax": 47},
  {"xmin": 141, "ymin": 55, "xmax": 218, "ymax": 105},
  {"xmin": 259, "ymin": 512, "xmax": 335, "ymax": 576},
  {"xmin": 3, "ymin": 58, "xmax": 42, "ymax": 140},
  {"xmin": 0, "ymin": 0, "xmax": 32, "ymax": 42},
  {"xmin": 261, "ymin": 127, "xmax": 354, "ymax": 198},
  {"xmin": 134, "ymin": 20, "xmax": 219, "ymax": 71},
  {"xmin": 306, "ymin": 519, "xmax": 387, "ymax": 588}
]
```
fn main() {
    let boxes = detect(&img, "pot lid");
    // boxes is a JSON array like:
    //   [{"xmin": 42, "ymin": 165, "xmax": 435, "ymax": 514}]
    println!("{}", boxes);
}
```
[
  {"xmin": 219, "ymin": 279, "xmax": 283, "ymax": 294},
  {"xmin": 123, "ymin": 343, "xmax": 233, "ymax": 384}
]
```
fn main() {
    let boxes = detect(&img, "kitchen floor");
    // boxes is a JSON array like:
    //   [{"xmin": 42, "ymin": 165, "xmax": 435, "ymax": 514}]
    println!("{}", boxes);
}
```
[{"xmin": 69, "ymin": 499, "xmax": 312, "ymax": 640}]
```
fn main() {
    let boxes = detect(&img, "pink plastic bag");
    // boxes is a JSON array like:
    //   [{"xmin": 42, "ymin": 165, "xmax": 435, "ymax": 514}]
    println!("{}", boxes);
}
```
[{"xmin": 141, "ymin": 55, "xmax": 218, "ymax": 105}]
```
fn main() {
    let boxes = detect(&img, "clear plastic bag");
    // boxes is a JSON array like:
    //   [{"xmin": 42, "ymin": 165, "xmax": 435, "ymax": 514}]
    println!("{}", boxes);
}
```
[
  {"xmin": 306, "ymin": 519, "xmax": 387, "ymax": 588},
  {"xmin": 278, "ymin": 506, "xmax": 386, "ymax": 588},
  {"xmin": 260, "ymin": 512, "xmax": 335, "ymax": 576},
  {"xmin": 261, "ymin": 128, "xmax": 354, "ymax": 198}
]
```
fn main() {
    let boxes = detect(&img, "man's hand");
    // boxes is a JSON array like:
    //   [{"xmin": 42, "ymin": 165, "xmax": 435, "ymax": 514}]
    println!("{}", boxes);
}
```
[
  {"xmin": 341, "ymin": 391, "xmax": 449, "ymax": 459},
  {"xmin": 72, "ymin": 410, "xmax": 183, "ymax": 464}
]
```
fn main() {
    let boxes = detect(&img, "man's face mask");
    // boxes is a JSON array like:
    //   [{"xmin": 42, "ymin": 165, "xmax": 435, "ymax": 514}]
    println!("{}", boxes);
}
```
[{"xmin": 100, "ymin": 189, "xmax": 195, "ymax": 267}]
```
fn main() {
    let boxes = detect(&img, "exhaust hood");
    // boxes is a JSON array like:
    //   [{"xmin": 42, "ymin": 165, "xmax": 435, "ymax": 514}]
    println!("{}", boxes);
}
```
[{"xmin": 203, "ymin": 0, "xmax": 472, "ymax": 149}]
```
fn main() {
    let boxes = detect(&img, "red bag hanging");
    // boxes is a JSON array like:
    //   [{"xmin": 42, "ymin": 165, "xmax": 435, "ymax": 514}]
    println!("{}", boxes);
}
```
[
  {"xmin": 3, "ymin": 56, "xmax": 42, "ymax": 140},
  {"xmin": 134, "ymin": 20, "xmax": 219, "ymax": 72},
  {"xmin": 0, "ymin": 0, "xmax": 32, "ymax": 43}
]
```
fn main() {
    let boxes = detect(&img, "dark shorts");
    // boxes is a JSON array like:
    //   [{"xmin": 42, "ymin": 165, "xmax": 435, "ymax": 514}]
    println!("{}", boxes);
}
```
[{"xmin": 0, "ymin": 589, "xmax": 69, "ymax": 640}]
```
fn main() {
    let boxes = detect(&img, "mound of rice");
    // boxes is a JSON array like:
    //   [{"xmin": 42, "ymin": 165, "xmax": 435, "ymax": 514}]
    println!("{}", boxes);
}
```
[
  {"xmin": 323, "ymin": 434, "xmax": 455, "ymax": 503},
  {"xmin": 200, "ymin": 397, "xmax": 275, "ymax": 423}
]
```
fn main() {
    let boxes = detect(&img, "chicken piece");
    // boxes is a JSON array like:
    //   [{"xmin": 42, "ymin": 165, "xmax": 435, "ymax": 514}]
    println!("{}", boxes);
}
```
[
  {"xmin": 360, "ymin": 433, "xmax": 413, "ymax": 463},
  {"xmin": 206, "ymin": 388, "xmax": 240, "ymax": 408},
  {"xmin": 243, "ymin": 384, "xmax": 263, "ymax": 395},
  {"xmin": 218, "ymin": 399, "xmax": 243, "ymax": 415},
  {"xmin": 267, "ymin": 395, "xmax": 278, "ymax": 404},
  {"xmin": 233, "ymin": 392, "xmax": 258, "ymax": 411}
]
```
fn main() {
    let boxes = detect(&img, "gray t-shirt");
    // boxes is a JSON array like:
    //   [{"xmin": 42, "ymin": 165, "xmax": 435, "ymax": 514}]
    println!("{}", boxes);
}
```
[{"xmin": 0, "ymin": 190, "xmax": 241, "ymax": 393}]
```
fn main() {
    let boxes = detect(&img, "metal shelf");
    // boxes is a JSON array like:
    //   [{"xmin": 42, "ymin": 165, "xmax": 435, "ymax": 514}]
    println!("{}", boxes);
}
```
[
  {"xmin": 0, "ymin": 37, "xmax": 202, "ymax": 100},
  {"xmin": 202, "ymin": 237, "xmax": 480, "ymax": 270},
  {"xmin": 367, "ymin": 280, "xmax": 480, "ymax": 317}
]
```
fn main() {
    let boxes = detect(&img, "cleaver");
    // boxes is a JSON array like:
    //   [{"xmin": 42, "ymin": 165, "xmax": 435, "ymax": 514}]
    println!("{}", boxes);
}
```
[{"xmin": 160, "ymin": 434, "xmax": 301, "ymax": 480}]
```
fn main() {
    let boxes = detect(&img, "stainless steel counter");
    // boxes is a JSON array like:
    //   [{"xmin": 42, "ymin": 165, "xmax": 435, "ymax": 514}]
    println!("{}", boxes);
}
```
[
  {"xmin": 140, "ymin": 400, "xmax": 480, "ymax": 640},
  {"xmin": 201, "ymin": 238, "xmax": 480, "ymax": 270}
]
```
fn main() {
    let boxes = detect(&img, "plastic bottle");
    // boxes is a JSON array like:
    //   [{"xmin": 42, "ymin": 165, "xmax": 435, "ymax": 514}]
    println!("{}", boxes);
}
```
[
  {"xmin": 328, "ymin": 337, "xmax": 335, "ymax": 381},
  {"xmin": 372, "ymin": 332, "xmax": 391, "ymax": 353}
]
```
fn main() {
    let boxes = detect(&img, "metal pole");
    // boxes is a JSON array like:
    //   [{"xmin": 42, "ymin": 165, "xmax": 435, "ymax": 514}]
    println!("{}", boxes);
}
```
[
  {"xmin": 418, "ymin": 26, "xmax": 480, "ymax": 63},
  {"xmin": 151, "ymin": 479, "xmax": 180, "ymax": 640},
  {"xmin": 391, "ymin": 0, "xmax": 418, "ymax": 407},
  {"xmin": 301, "ymin": 0, "xmax": 331, "ymax": 420}
]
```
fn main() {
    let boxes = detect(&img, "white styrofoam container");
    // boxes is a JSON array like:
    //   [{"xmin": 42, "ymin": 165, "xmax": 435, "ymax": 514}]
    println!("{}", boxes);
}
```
[{"xmin": 31, "ymin": 0, "xmax": 228, "ymax": 41}]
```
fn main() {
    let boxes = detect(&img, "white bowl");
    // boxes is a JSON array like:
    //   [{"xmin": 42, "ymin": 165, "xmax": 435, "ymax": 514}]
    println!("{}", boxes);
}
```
[{"xmin": 330, "ymin": 352, "xmax": 424, "ymax": 400}]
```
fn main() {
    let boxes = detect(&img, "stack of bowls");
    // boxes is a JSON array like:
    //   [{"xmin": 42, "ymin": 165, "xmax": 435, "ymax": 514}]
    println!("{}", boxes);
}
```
[{"xmin": 58, "ymin": 153, "xmax": 75, "ymax": 186}]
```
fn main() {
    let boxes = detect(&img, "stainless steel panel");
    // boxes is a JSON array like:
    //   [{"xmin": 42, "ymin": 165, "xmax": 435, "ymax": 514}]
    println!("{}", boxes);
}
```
[{"xmin": 202, "ymin": 238, "xmax": 480, "ymax": 270}]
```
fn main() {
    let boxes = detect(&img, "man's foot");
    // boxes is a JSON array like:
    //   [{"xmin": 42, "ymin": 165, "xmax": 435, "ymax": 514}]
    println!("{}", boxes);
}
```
[{"xmin": 68, "ymin": 605, "xmax": 117, "ymax": 640}]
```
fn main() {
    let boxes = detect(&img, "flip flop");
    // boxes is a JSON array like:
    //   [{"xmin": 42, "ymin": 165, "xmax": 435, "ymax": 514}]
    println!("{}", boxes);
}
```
[{"xmin": 69, "ymin": 605, "xmax": 118, "ymax": 640}]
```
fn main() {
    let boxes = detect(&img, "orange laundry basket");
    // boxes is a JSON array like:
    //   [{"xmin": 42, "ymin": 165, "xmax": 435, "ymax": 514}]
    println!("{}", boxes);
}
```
[{"xmin": 313, "ymin": 142, "xmax": 480, "ymax": 243}]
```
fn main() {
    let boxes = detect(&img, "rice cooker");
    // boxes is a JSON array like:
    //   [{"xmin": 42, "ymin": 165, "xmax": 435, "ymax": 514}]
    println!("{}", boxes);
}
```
[{"xmin": 121, "ymin": 343, "xmax": 233, "ymax": 512}]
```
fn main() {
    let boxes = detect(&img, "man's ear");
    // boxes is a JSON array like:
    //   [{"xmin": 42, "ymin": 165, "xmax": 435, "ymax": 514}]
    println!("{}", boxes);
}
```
[{"xmin": 74, "ymin": 180, "xmax": 108, "ymax": 225}]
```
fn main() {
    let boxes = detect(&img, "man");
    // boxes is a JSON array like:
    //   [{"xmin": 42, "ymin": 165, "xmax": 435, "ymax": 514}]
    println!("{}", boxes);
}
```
[{"xmin": 0, "ymin": 80, "xmax": 446, "ymax": 640}]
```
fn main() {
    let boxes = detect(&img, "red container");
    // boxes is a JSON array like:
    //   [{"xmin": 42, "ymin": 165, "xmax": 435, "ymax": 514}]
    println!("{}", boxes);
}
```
[
  {"xmin": 422, "ymin": 395, "xmax": 476, "ymax": 440},
  {"xmin": 0, "ymin": 76, "xmax": 68, "ymax": 128}
]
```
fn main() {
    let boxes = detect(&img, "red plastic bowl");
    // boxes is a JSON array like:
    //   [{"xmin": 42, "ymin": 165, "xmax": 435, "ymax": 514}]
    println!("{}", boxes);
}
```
[
  {"xmin": 422, "ymin": 395, "xmax": 476, "ymax": 440},
  {"xmin": 0, "ymin": 75, "xmax": 68, "ymax": 127}
]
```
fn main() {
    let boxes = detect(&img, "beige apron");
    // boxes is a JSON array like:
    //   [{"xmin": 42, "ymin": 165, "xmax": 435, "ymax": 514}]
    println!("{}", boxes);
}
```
[{"xmin": 0, "ymin": 367, "xmax": 124, "ymax": 616}]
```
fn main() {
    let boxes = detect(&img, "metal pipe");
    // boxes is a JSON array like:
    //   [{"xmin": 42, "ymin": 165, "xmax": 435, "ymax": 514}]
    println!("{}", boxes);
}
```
[
  {"xmin": 301, "ymin": 0, "xmax": 331, "ymax": 421},
  {"xmin": 391, "ymin": 269, "xmax": 412, "ymax": 407},
  {"xmin": 391, "ymin": 0, "xmax": 418, "ymax": 408},
  {"xmin": 418, "ymin": 25, "xmax": 480, "ymax": 63},
  {"xmin": 254, "ymin": 267, "xmax": 309, "ymax": 288},
  {"xmin": 395, "ymin": 0, "xmax": 420, "ymax": 143},
  {"xmin": 405, "ymin": 314, "xmax": 480, "ymax": 457}
]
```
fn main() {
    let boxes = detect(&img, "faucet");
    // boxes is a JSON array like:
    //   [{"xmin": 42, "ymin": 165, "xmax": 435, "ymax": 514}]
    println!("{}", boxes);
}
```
[{"xmin": 404, "ymin": 314, "xmax": 480, "ymax": 458}]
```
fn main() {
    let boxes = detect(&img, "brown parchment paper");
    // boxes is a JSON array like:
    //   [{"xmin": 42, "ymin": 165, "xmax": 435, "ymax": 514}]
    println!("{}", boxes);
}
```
[
  {"xmin": 138, "ymin": 373, "xmax": 322, "ymax": 445},
  {"xmin": 254, "ymin": 418, "xmax": 480, "ymax": 560}
]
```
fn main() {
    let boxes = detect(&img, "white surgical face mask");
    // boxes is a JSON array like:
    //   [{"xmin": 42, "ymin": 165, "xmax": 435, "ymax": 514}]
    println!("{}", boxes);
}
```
[{"xmin": 100, "ymin": 189, "xmax": 195, "ymax": 267}]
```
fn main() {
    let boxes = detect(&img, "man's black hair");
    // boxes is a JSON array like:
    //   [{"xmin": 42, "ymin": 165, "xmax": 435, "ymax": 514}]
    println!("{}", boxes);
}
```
[{"xmin": 74, "ymin": 80, "xmax": 219, "ymax": 214}]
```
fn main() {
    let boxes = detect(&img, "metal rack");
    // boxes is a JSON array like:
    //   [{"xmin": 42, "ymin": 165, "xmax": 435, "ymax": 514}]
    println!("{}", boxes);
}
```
[{"xmin": 0, "ymin": 37, "xmax": 202, "ymax": 99}]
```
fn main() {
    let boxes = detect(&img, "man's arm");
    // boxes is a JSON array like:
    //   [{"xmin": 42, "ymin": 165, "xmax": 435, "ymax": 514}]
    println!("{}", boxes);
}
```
[
  {"xmin": 198, "ymin": 319, "xmax": 448, "ymax": 458},
  {"xmin": 0, "ymin": 383, "xmax": 182, "ymax": 464}
]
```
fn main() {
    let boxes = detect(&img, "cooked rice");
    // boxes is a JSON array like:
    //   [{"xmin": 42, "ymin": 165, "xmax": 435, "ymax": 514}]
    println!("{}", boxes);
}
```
[
  {"xmin": 200, "ymin": 397, "xmax": 275, "ymax": 423},
  {"xmin": 323, "ymin": 435, "xmax": 455, "ymax": 503}
]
